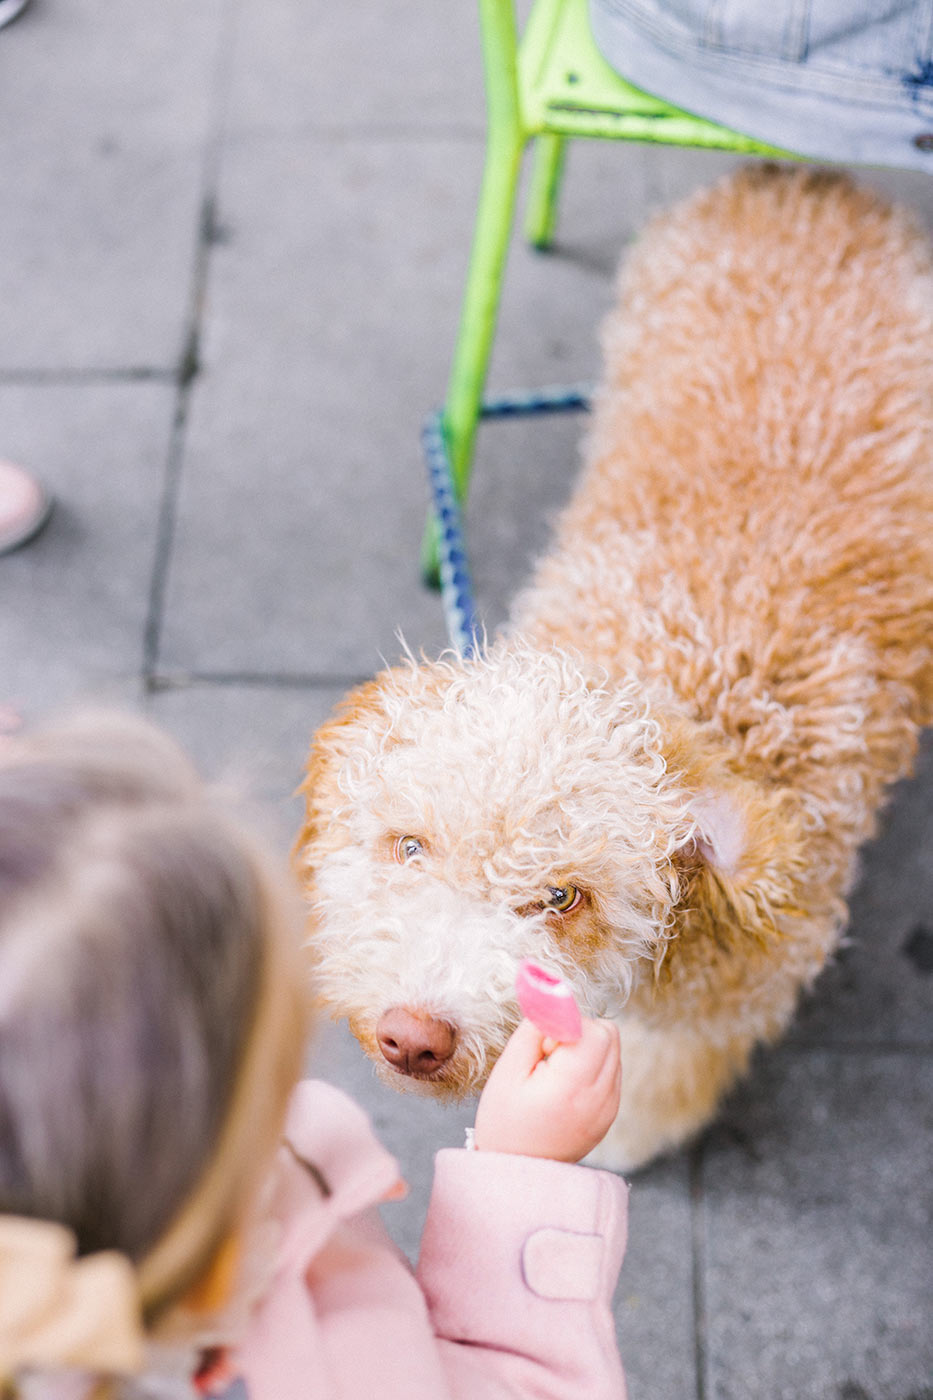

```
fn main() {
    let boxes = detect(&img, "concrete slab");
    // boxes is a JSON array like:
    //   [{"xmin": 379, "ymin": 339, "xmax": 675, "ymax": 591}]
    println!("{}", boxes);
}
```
[
  {"xmin": 158, "ymin": 139, "xmax": 660, "ymax": 675},
  {"xmin": 0, "ymin": 0, "xmax": 224, "ymax": 148},
  {"xmin": 0, "ymin": 382, "xmax": 176, "ymax": 716},
  {"xmin": 227, "ymin": 0, "xmax": 485, "ymax": 137},
  {"xmin": 616, "ymin": 1153, "xmax": 698, "ymax": 1400},
  {"xmin": 700, "ymin": 1050, "xmax": 933, "ymax": 1399},
  {"xmin": 791, "ymin": 733, "xmax": 933, "ymax": 1049},
  {"xmin": 146, "ymin": 679, "xmax": 345, "ymax": 848},
  {"xmin": 158, "ymin": 135, "xmax": 478, "ymax": 677},
  {"xmin": 0, "ymin": 143, "xmax": 206, "ymax": 372},
  {"xmin": 466, "ymin": 411, "xmax": 592, "ymax": 633},
  {"xmin": 0, "ymin": 0, "xmax": 223, "ymax": 370}
]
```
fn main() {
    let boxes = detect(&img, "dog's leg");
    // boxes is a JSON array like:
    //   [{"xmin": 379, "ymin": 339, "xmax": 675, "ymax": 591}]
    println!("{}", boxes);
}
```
[{"xmin": 586, "ymin": 1016, "xmax": 755, "ymax": 1172}]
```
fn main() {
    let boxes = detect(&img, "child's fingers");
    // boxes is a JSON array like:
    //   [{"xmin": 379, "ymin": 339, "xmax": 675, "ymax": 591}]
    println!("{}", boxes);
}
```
[
  {"xmin": 595, "ymin": 1020, "xmax": 621, "ymax": 1081},
  {"xmin": 586, "ymin": 1035, "xmax": 622, "ymax": 1141},
  {"xmin": 496, "ymin": 1018, "xmax": 549, "ymax": 1079},
  {"xmin": 550, "ymin": 1018, "xmax": 618, "ymax": 1085},
  {"xmin": 597, "ymin": 1045, "xmax": 623, "ymax": 1117},
  {"xmin": 599, "ymin": 1029, "xmax": 623, "ymax": 1109}
]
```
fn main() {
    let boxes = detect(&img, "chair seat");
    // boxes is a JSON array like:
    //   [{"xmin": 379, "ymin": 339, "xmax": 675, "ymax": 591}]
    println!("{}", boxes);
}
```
[{"xmin": 519, "ymin": 0, "xmax": 786, "ymax": 151}]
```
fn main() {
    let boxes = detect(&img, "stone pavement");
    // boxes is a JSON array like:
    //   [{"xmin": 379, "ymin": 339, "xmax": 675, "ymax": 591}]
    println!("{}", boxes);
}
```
[{"xmin": 1, "ymin": 3, "xmax": 931, "ymax": 1397}]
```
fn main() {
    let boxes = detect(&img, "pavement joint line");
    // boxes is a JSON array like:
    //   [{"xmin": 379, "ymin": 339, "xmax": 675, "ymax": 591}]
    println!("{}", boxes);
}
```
[
  {"xmin": 146, "ymin": 671, "xmax": 373, "ymax": 693},
  {"xmin": 688, "ymin": 1142, "xmax": 708, "ymax": 1400},
  {"xmin": 0, "ymin": 367, "xmax": 176, "ymax": 383},
  {"xmin": 142, "ymin": 0, "xmax": 242, "ymax": 687},
  {"xmin": 777, "ymin": 1040, "xmax": 933, "ymax": 1054},
  {"xmin": 142, "ymin": 362, "xmax": 198, "ymax": 683},
  {"xmin": 224, "ymin": 122, "xmax": 486, "ymax": 146}
]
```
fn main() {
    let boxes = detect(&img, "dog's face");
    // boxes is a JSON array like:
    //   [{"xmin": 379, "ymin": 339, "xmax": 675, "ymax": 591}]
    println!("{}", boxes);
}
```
[{"xmin": 295, "ymin": 643, "xmax": 762, "ymax": 1098}]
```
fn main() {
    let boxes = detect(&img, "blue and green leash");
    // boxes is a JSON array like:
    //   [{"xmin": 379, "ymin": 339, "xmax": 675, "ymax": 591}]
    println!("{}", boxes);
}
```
[{"xmin": 422, "ymin": 384, "xmax": 592, "ymax": 658}]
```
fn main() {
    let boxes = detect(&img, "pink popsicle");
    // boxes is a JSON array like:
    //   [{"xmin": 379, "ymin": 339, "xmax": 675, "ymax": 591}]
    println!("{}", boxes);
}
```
[{"xmin": 515, "ymin": 959, "xmax": 583, "ymax": 1043}]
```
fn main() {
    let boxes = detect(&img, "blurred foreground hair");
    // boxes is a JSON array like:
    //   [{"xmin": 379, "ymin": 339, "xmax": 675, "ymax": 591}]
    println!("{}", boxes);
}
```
[{"xmin": 0, "ymin": 711, "xmax": 309, "ymax": 1350}]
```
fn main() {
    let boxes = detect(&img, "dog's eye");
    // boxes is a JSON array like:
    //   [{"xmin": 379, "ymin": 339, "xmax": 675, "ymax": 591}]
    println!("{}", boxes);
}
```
[
  {"xmin": 395, "ymin": 835, "xmax": 424, "ymax": 863},
  {"xmin": 546, "ymin": 884, "xmax": 581, "ymax": 913}
]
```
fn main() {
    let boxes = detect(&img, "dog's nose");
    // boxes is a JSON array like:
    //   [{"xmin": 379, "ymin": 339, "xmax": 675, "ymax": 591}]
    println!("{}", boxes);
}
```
[{"xmin": 376, "ymin": 1007, "xmax": 457, "ymax": 1076}]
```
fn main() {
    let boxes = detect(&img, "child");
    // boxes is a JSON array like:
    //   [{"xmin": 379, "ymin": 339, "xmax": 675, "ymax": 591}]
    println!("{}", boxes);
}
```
[{"xmin": 0, "ymin": 712, "xmax": 628, "ymax": 1400}]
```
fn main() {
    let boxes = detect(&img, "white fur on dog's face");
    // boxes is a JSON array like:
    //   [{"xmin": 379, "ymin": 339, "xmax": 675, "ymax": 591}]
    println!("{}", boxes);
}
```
[{"xmin": 299, "ymin": 644, "xmax": 719, "ymax": 1098}]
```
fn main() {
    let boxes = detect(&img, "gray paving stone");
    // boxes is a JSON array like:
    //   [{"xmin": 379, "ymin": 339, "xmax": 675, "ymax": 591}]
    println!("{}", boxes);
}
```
[
  {"xmin": 1, "ymin": 0, "xmax": 223, "ymax": 148},
  {"xmin": 700, "ymin": 1050, "xmax": 933, "ymax": 1400},
  {"xmin": 616, "ymin": 1154, "xmax": 698, "ymax": 1400},
  {"xmin": 159, "ymin": 135, "xmax": 478, "ymax": 676},
  {"xmin": 791, "ymin": 733, "xmax": 933, "ymax": 1048},
  {"xmin": 0, "ymin": 143, "xmax": 205, "ymax": 371},
  {"xmin": 146, "ymin": 680, "xmax": 346, "ymax": 848},
  {"xmin": 0, "ymin": 382, "xmax": 176, "ymax": 715},
  {"xmin": 159, "ymin": 137, "xmax": 660, "ymax": 674},
  {"xmin": 227, "ymin": 0, "xmax": 485, "ymax": 136},
  {"xmin": 0, "ymin": 0, "xmax": 223, "ymax": 370},
  {"xmin": 858, "ymin": 165, "xmax": 933, "ymax": 228},
  {"xmin": 466, "ymin": 411, "xmax": 593, "ymax": 633}
]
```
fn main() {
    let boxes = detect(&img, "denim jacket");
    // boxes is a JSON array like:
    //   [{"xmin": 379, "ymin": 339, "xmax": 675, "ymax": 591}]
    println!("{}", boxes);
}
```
[{"xmin": 589, "ymin": 0, "xmax": 933, "ymax": 171}]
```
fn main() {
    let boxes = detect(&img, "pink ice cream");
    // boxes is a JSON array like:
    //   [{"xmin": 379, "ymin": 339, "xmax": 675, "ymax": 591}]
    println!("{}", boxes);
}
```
[{"xmin": 515, "ymin": 960, "xmax": 583, "ymax": 1043}]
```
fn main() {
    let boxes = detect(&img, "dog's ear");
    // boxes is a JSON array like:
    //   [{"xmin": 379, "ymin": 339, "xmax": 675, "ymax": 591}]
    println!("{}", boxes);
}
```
[
  {"xmin": 662, "ymin": 717, "xmax": 807, "ymax": 950},
  {"xmin": 672, "ymin": 769, "xmax": 808, "ymax": 962},
  {"xmin": 660, "ymin": 715, "xmax": 752, "ymax": 876},
  {"xmin": 293, "ymin": 657, "xmax": 458, "ymax": 871},
  {"xmin": 687, "ymin": 787, "xmax": 747, "ymax": 876}
]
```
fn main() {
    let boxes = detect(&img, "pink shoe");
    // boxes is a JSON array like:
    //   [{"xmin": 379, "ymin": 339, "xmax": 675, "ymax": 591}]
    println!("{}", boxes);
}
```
[{"xmin": 0, "ymin": 460, "xmax": 52, "ymax": 556}]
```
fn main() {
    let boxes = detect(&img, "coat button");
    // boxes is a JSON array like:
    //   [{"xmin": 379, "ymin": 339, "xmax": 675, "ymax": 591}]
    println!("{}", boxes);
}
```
[{"xmin": 914, "ymin": 133, "xmax": 933, "ymax": 150}]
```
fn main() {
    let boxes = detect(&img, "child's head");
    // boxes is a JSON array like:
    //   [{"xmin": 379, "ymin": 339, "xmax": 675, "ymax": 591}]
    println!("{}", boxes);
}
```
[{"xmin": 0, "ymin": 711, "xmax": 309, "ymax": 1334}]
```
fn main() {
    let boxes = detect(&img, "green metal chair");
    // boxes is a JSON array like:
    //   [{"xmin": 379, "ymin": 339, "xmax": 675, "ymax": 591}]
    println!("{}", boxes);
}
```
[{"xmin": 423, "ymin": 0, "xmax": 789, "ymax": 584}]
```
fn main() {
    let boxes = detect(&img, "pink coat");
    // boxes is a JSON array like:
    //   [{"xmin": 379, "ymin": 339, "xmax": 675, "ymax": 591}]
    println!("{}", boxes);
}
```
[{"xmin": 235, "ymin": 1080, "xmax": 629, "ymax": 1399}]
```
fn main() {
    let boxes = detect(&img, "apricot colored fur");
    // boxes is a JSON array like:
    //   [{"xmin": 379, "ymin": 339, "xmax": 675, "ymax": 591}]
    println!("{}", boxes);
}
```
[{"xmin": 296, "ymin": 167, "xmax": 933, "ymax": 1168}]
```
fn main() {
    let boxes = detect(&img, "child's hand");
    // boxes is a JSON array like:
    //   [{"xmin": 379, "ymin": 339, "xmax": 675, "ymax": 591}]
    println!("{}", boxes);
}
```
[{"xmin": 472, "ymin": 1017, "xmax": 621, "ymax": 1162}]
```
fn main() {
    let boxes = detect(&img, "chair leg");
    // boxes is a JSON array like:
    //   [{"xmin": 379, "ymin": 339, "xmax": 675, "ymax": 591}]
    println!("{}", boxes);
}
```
[
  {"xmin": 525, "ymin": 133, "xmax": 566, "ymax": 249},
  {"xmin": 421, "ymin": 126, "xmax": 525, "ymax": 587}
]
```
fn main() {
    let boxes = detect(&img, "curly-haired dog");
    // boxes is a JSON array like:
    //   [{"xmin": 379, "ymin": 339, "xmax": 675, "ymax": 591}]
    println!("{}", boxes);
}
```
[{"xmin": 296, "ymin": 166, "xmax": 933, "ymax": 1170}]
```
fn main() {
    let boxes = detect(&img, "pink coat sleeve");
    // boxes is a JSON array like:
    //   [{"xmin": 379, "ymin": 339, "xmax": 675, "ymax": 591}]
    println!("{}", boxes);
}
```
[
  {"xmin": 416, "ymin": 1149, "xmax": 628, "ymax": 1400},
  {"xmin": 237, "ymin": 1085, "xmax": 628, "ymax": 1400}
]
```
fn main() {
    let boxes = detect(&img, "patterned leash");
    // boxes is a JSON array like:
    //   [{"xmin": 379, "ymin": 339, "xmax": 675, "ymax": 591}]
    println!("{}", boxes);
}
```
[{"xmin": 422, "ymin": 384, "xmax": 593, "ymax": 658}]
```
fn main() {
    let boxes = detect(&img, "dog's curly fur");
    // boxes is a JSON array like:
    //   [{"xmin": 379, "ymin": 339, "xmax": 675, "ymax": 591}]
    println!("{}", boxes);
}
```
[{"xmin": 296, "ymin": 166, "xmax": 933, "ymax": 1169}]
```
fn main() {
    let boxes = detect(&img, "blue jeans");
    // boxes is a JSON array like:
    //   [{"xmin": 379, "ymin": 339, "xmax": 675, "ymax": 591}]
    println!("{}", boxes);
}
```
[{"xmin": 590, "ymin": 0, "xmax": 933, "ymax": 171}]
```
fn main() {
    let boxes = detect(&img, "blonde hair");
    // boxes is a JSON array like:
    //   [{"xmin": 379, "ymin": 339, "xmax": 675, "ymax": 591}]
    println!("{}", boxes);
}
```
[{"xmin": 0, "ymin": 711, "xmax": 309, "ymax": 1332}]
